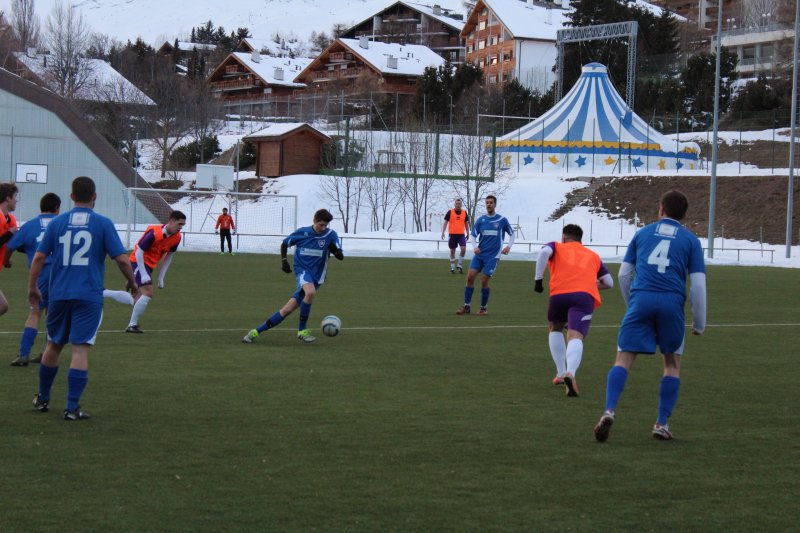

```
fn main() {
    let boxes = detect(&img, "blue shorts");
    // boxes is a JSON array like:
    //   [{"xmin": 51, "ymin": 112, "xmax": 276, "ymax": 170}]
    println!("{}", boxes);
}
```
[
  {"xmin": 292, "ymin": 270, "xmax": 320, "ymax": 303},
  {"xmin": 618, "ymin": 291, "xmax": 686, "ymax": 355},
  {"xmin": 469, "ymin": 255, "xmax": 500, "ymax": 277},
  {"xmin": 47, "ymin": 300, "xmax": 103, "ymax": 346}
]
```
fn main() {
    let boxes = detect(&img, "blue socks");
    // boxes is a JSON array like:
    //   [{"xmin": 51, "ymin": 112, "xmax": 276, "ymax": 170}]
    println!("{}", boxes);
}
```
[
  {"xmin": 38, "ymin": 364, "xmax": 59, "ymax": 401},
  {"xmin": 480, "ymin": 288, "xmax": 490, "ymax": 307},
  {"xmin": 19, "ymin": 327, "xmax": 38, "ymax": 358},
  {"xmin": 298, "ymin": 301, "xmax": 312, "ymax": 331},
  {"xmin": 464, "ymin": 287, "xmax": 474, "ymax": 305},
  {"xmin": 657, "ymin": 376, "xmax": 681, "ymax": 425},
  {"xmin": 605, "ymin": 365, "xmax": 628, "ymax": 412},
  {"xmin": 66, "ymin": 369, "xmax": 89, "ymax": 412},
  {"xmin": 256, "ymin": 311, "xmax": 284, "ymax": 333}
]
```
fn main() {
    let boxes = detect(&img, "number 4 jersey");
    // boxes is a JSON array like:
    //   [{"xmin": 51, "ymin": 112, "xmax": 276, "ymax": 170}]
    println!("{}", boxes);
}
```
[
  {"xmin": 624, "ymin": 218, "xmax": 705, "ymax": 299},
  {"xmin": 37, "ymin": 207, "xmax": 126, "ymax": 304}
]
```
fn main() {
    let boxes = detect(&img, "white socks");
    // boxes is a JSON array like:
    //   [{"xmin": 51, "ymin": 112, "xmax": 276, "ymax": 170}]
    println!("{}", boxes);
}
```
[
  {"xmin": 104, "ymin": 289, "xmax": 134, "ymax": 306},
  {"xmin": 128, "ymin": 295, "xmax": 151, "ymax": 327},
  {"xmin": 566, "ymin": 339, "xmax": 584, "ymax": 376},
  {"xmin": 548, "ymin": 332, "xmax": 567, "ymax": 376}
]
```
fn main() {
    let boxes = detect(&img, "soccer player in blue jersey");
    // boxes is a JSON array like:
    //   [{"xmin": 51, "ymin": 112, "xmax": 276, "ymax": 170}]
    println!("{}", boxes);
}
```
[
  {"xmin": 594, "ymin": 190, "xmax": 706, "ymax": 442},
  {"xmin": 456, "ymin": 195, "xmax": 514, "ymax": 316},
  {"xmin": 8, "ymin": 193, "xmax": 61, "ymax": 366},
  {"xmin": 242, "ymin": 208, "xmax": 343, "ymax": 344},
  {"xmin": 28, "ymin": 177, "xmax": 138, "ymax": 421}
]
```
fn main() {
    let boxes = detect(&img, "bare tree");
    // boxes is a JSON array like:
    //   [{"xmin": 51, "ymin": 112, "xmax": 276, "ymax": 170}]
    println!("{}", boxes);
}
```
[
  {"xmin": 147, "ymin": 59, "xmax": 192, "ymax": 177},
  {"xmin": 317, "ymin": 174, "xmax": 364, "ymax": 233},
  {"xmin": 446, "ymin": 132, "xmax": 511, "ymax": 223},
  {"xmin": 44, "ymin": 1, "xmax": 91, "ymax": 98},
  {"xmin": 11, "ymin": 0, "xmax": 39, "ymax": 50},
  {"xmin": 362, "ymin": 176, "xmax": 401, "ymax": 231},
  {"xmin": 92, "ymin": 76, "xmax": 155, "ymax": 166},
  {"xmin": 741, "ymin": 0, "xmax": 778, "ymax": 28},
  {"xmin": 187, "ymin": 81, "xmax": 222, "ymax": 163},
  {"xmin": 395, "ymin": 129, "xmax": 441, "ymax": 232},
  {"xmin": 0, "ymin": 11, "xmax": 18, "ymax": 65}
]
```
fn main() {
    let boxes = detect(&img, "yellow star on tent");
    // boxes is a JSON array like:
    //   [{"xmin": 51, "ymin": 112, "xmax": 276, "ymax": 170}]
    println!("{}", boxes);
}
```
[
  {"xmin": 658, "ymin": 159, "xmax": 666, "ymax": 170},
  {"xmin": 690, "ymin": 163, "xmax": 695, "ymax": 170},
  {"xmin": 604, "ymin": 156, "xmax": 616, "ymax": 165},
  {"xmin": 548, "ymin": 155, "xmax": 559, "ymax": 165},
  {"xmin": 502, "ymin": 154, "xmax": 512, "ymax": 166}
]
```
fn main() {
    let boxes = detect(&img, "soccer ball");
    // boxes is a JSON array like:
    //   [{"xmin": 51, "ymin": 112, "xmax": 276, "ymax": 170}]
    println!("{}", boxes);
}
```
[{"xmin": 321, "ymin": 315, "xmax": 342, "ymax": 337}]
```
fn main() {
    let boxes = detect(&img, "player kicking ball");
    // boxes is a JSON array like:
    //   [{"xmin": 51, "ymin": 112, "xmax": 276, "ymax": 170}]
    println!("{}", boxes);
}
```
[{"xmin": 243, "ymin": 209, "xmax": 343, "ymax": 344}]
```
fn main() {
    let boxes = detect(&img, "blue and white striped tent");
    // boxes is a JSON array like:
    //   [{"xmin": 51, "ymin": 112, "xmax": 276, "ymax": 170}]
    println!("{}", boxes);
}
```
[{"xmin": 494, "ymin": 63, "xmax": 700, "ymax": 173}]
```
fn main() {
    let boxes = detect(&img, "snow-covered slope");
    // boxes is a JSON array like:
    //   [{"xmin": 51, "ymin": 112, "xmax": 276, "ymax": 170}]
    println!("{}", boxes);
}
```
[{"xmin": 19, "ymin": 0, "xmax": 468, "ymax": 46}]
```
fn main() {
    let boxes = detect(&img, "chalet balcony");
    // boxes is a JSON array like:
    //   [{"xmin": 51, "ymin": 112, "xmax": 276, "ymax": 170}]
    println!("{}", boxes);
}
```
[
  {"xmin": 329, "ymin": 52, "xmax": 354, "ymax": 62},
  {"xmin": 311, "ymin": 67, "xmax": 364, "ymax": 81},
  {"xmin": 210, "ymin": 77, "xmax": 262, "ymax": 92}
]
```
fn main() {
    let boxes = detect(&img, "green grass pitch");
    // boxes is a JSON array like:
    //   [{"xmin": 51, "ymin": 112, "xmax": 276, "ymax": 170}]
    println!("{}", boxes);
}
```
[{"xmin": 0, "ymin": 253, "xmax": 797, "ymax": 531}]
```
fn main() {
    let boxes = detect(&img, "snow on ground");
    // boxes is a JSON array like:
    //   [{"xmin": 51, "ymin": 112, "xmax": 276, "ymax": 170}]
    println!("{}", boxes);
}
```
[{"xmin": 132, "ymin": 121, "xmax": 800, "ymax": 269}]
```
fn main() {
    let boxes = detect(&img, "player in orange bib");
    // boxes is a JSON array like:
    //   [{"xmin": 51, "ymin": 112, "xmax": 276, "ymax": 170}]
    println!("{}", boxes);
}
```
[
  {"xmin": 116, "ymin": 210, "xmax": 186, "ymax": 333},
  {"xmin": 214, "ymin": 207, "xmax": 236, "ymax": 255},
  {"xmin": 0, "ymin": 183, "xmax": 19, "ymax": 316},
  {"xmin": 441, "ymin": 198, "xmax": 470, "ymax": 274},
  {"xmin": 534, "ymin": 224, "xmax": 613, "ymax": 397}
]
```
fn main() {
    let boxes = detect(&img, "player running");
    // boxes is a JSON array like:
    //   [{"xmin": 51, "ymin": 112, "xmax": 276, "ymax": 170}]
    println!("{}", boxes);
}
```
[
  {"xmin": 120, "ymin": 210, "xmax": 185, "ymax": 333},
  {"xmin": 243, "ymin": 208, "xmax": 344, "ymax": 344},
  {"xmin": 594, "ymin": 190, "xmax": 706, "ymax": 442},
  {"xmin": 534, "ymin": 224, "xmax": 613, "ymax": 396},
  {"xmin": 8, "ymin": 193, "xmax": 61, "ymax": 366},
  {"xmin": 456, "ymin": 195, "xmax": 514, "ymax": 316}
]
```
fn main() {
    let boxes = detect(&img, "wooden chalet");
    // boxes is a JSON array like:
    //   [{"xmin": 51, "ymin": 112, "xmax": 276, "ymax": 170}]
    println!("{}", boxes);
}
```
[
  {"xmin": 341, "ymin": 1, "xmax": 466, "ymax": 63},
  {"xmin": 293, "ymin": 37, "xmax": 445, "ymax": 95},
  {"xmin": 244, "ymin": 123, "xmax": 330, "ymax": 178}
]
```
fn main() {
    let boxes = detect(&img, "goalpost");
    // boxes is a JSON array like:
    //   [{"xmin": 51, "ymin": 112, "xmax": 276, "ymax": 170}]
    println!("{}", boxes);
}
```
[{"xmin": 124, "ymin": 188, "xmax": 298, "ymax": 253}]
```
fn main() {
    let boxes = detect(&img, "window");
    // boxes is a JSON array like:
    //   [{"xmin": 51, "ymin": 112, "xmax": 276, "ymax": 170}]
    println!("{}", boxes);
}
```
[
  {"xmin": 489, "ymin": 75, "xmax": 497, "ymax": 84},
  {"xmin": 467, "ymin": 45, "xmax": 473, "ymax": 54},
  {"xmin": 478, "ymin": 40, "xmax": 485, "ymax": 50},
  {"xmin": 503, "ymin": 52, "xmax": 512, "ymax": 62},
  {"xmin": 479, "ymin": 60, "xmax": 485, "ymax": 68},
  {"xmin": 490, "ymin": 56, "xmax": 498, "ymax": 65},
  {"xmin": 478, "ymin": 20, "xmax": 486, "ymax": 31}
]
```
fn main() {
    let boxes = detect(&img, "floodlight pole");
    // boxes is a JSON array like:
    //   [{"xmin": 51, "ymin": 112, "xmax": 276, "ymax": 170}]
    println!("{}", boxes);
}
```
[
  {"xmin": 707, "ymin": 1, "xmax": 724, "ymax": 259},
  {"xmin": 786, "ymin": 1, "xmax": 799, "ymax": 258}
]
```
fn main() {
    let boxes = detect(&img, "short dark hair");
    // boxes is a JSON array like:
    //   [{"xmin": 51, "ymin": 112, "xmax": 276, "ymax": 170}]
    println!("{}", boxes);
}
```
[
  {"xmin": 661, "ymin": 190, "xmax": 689, "ymax": 220},
  {"xmin": 562, "ymin": 224, "xmax": 583, "ymax": 242},
  {"xmin": 72, "ymin": 176, "xmax": 96, "ymax": 202},
  {"xmin": 486, "ymin": 195, "xmax": 497, "ymax": 203},
  {"xmin": 169, "ymin": 210, "xmax": 187, "ymax": 221},
  {"xmin": 0, "ymin": 183, "xmax": 18, "ymax": 203},
  {"xmin": 40, "ymin": 193, "xmax": 61, "ymax": 213},
  {"xmin": 314, "ymin": 209, "xmax": 333, "ymax": 223},
  {"xmin": 222, "ymin": 207, "xmax": 228, "ymax": 212}
]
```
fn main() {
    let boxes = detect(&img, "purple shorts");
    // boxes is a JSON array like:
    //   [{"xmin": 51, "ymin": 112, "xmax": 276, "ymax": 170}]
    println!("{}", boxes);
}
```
[
  {"xmin": 547, "ymin": 292, "xmax": 596, "ymax": 337},
  {"xmin": 448, "ymin": 235, "xmax": 467, "ymax": 249},
  {"xmin": 131, "ymin": 261, "xmax": 154, "ymax": 287}
]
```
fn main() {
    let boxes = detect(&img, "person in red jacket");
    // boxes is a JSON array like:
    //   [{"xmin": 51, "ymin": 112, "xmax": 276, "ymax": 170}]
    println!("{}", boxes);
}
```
[
  {"xmin": 215, "ymin": 207, "xmax": 236, "ymax": 255},
  {"xmin": 0, "ymin": 183, "xmax": 19, "ymax": 317}
]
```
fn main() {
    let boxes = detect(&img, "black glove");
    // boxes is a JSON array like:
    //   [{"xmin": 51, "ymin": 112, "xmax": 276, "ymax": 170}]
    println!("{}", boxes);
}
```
[
  {"xmin": 333, "ymin": 249, "xmax": 344, "ymax": 260},
  {"xmin": 281, "ymin": 257, "xmax": 292, "ymax": 273},
  {"xmin": 534, "ymin": 279, "xmax": 544, "ymax": 293}
]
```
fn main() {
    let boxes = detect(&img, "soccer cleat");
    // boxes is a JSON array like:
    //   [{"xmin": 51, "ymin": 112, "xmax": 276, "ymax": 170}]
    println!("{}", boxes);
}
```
[
  {"xmin": 450, "ymin": 269, "xmax": 455, "ymax": 274},
  {"xmin": 477, "ymin": 307, "xmax": 488, "ymax": 316},
  {"xmin": 10, "ymin": 356, "xmax": 29, "ymax": 367},
  {"xmin": 552, "ymin": 375, "xmax": 565, "ymax": 386},
  {"xmin": 456, "ymin": 305, "xmax": 471, "ymax": 315},
  {"xmin": 125, "ymin": 325, "xmax": 143, "ymax": 334},
  {"xmin": 33, "ymin": 393, "xmax": 49, "ymax": 412},
  {"xmin": 594, "ymin": 411, "xmax": 615, "ymax": 442},
  {"xmin": 242, "ymin": 329, "xmax": 258, "ymax": 344},
  {"xmin": 229, "ymin": 252, "xmax": 235, "ymax": 256},
  {"xmin": 564, "ymin": 373, "xmax": 579, "ymax": 397},
  {"xmin": 456, "ymin": 265, "xmax": 463, "ymax": 274},
  {"xmin": 652, "ymin": 424, "xmax": 673, "ymax": 440},
  {"xmin": 297, "ymin": 329, "xmax": 316, "ymax": 343},
  {"xmin": 63, "ymin": 408, "xmax": 91, "ymax": 421},
  {"xmin": 29, "ymin": 353, "xmax": 43, "ymax": 364}
]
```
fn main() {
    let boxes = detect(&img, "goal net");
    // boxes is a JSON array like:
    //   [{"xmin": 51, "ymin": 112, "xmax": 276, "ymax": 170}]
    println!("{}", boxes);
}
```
[{"xmin": 124, "ymin": 188, "xmax": 297, "ymax": 253}]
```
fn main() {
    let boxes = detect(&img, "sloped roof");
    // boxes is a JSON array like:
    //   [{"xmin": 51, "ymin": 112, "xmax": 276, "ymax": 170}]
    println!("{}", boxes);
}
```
[
  {"xmin": 244, "ymin": 122, "xmax": 330, "ymax": 141},
  {"xmin": 345, "ymin": 1, "xmax": 465, "ymax": 34},
  {"xmin": 464, "ymin": 0, "xmax": 570, "ymax": 41},
  {"xmin": 12, "ymin": 52, "xmax": 154, "ymax": 105},
  {"xmin": 227, "ymin": 52, "xmax": 311, "ymax": 88},
  {"xmin": 238, "ymin": 37, "xmax": 311, "ymax": 58},
  {"xmin": 338, "ymin": 38, "xmax": 445, "ymax": 76}
]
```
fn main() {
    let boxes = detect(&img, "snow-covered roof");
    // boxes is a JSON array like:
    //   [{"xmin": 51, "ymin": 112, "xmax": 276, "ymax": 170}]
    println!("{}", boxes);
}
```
[
  {"xmin": 339, "ymin": 38, "xmax": 445, "ymax": 76},
  {"xmin": 239, "ymin": 37, "xmax": 311, "ymax": 58},
  {"xmin": 174, "ymin": 41, "xmax": 217, "ymax": 51},
  {"xmin": 347, "ymin": 1, "xmax": 465, "ymax": 33},
  {"xmin": 245, "ymin": 122, "xmax": 330, "ymax": 140},
  {"xmin": 231, "ymin": 52, "xmax": 312, "ymax": 88},
  {"xmin": 13, "ymin": 52, "xmax": 155, "ymax": 105},
  {"xmin": 475, "ymin": 0, "xmax": 570, "ymax": 41}
]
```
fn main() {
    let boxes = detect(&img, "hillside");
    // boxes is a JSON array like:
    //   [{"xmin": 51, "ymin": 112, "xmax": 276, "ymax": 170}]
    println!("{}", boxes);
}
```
[{"xmin": 582, "ymin": 175, "xmax": 800, "ymax": 245}]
